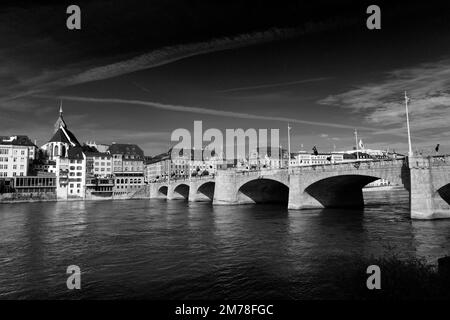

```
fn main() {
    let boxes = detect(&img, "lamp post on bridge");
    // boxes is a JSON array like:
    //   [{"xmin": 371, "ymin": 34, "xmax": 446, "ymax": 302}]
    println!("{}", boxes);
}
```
[
  {"xmin": 404, "ymin": 91, "xmax": 413, "ymax": 157},
  {"xmin": 287, "ymin": 123, "xmax": 291, "ymax": 168}
]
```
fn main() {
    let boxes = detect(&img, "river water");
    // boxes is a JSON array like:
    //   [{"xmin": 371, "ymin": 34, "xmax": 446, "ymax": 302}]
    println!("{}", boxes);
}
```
[{"xmin": 1, "ymin": 190, "xmax": 450, "ymax": 299}]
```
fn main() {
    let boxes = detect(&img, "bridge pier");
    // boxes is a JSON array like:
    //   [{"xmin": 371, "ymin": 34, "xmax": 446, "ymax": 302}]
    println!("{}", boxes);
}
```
[
  {"xmin": 213, "ymin": 171, "xmax": 239, "ymax": 205},
  {"xmin": 409, "ymin": 156, "xmax": 450, "ymax": 219},
  {"xmin": 288, "ymin": 174, "xmax": 323, "ymax": 209}
]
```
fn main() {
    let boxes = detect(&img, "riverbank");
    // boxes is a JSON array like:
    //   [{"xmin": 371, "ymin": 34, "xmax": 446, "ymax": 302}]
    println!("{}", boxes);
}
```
[
  {"xmin": 1, "ymin": 187, "xmax": 150, "ymax": 203},
  {"xmin": 0, "ymin": 192, "xmax": 56, "ymax": 203}
]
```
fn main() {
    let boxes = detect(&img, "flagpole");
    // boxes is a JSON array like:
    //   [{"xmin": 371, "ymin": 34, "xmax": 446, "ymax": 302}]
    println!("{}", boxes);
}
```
[
  {"xmin": 354, "ymin": 129, "xmax": 359, "ymax": 160},
  {"xmin": 404, "ymin": 91, "xmax": 413, "ymax": 157}
]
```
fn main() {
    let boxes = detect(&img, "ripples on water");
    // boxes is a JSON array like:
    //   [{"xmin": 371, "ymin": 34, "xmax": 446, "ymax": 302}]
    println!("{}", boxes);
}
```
[{"xmin": 0, "ymin": 190, "xmax": 449, "ymax": 299}]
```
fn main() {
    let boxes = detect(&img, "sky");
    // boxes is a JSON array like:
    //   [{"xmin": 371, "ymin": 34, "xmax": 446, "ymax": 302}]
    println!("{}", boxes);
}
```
[{"xmin": 1, "ymin": 0, "xmax": 450, "ymax": 156}]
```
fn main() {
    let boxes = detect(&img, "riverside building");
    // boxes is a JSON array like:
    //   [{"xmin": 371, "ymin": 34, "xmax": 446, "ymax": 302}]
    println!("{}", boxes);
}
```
[
  {"xmin": 0, "ymin": 135, "xmax": 37, "ymax": 177},
  {"xmin": 109, "ymin": 143, "xmax": 145, "ymax": 196}
]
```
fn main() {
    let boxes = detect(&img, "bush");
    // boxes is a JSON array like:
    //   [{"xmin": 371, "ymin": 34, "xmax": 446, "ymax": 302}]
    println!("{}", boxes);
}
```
[{"xmin": 336, "ymin": 254, "xmax": 450, "ymax": 300}]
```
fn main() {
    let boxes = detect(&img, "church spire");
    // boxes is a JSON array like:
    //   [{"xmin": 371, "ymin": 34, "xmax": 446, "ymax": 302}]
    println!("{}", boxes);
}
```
[{"xmin": 53, "ymin": 100, "xmax": 67, "ymax": 133}]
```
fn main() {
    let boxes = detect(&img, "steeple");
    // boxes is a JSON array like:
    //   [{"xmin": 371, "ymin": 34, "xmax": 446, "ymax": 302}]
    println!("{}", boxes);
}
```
[{"xmin": 53, "ymin": 100, "xmax": 67, "ymax": 133}]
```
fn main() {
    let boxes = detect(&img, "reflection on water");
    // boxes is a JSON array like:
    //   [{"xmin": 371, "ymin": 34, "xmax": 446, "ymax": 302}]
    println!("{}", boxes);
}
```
[{"xmin": 0, "ymin": 191, "xmax": 449, "ymax": 299}]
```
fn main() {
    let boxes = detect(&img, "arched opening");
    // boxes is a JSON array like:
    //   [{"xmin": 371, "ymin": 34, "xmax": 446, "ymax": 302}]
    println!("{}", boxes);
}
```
[
  {"xmin": 437, "ymin": 183, "xmax": 450, "ymax": 206},
  {"xmin": 238, "ymin": 178, "xmax": 289, "ymax": 204},
  {"xmin": 54, "ymin": 145, "xmax": 59, "ymax": 157},
  {"xmin": 173, "ymin": 184, "xmax": 189, "ymax": 200},
  {"xmin": 158, "ymin": 186, "xmax": 168, "ymax": 196},
  {"xmin": 61, "ymin": 145, "xmax": 66, "ymax": 157},
  {"xmin": 196, "ymin": 181, "xmax": 215, "ymax": 201},
  {"xmin": 305, "ymin": 175, "xmax": 378, "ymax": 208}
]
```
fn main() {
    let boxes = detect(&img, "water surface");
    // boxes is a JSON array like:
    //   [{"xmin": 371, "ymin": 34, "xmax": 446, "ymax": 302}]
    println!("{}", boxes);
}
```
[{"xmin": 1, "ymin": 191, "xmax": 449, "ymax": 299}]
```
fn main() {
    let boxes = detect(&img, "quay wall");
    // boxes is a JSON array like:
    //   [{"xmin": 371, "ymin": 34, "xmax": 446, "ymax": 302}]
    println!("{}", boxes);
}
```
[{"xmin": 0, "ymin": 192, "xmax": 57, "ymax": 203}]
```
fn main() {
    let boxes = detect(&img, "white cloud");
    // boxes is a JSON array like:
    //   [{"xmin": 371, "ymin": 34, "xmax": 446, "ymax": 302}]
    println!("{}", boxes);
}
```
[
  {"xmin": 318, "ymin": 59, "xmax": 450, "ymax": 138},
  {"xmin": 35, "ymin": 93, "xmax": 378, "ymax": 131}
]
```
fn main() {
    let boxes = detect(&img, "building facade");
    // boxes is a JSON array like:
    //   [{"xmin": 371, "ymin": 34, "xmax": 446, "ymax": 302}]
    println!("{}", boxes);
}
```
[
  {"xmin": 0, "ymin": 135, "xmax": 37, "ymax": 177},
  {"xmin": 109, "ymin": 143, "xmax": 145, "ymax": 196},
  {"xmin": 41, "ymin": 107, "xmax": 87, "ymax": 199},
  {"xmin": 86, "ymin": 152, "xmax": 113, "ymax": 178}
]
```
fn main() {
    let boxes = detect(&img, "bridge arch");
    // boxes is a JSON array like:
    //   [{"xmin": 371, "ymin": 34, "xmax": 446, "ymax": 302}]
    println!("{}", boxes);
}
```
[
  {"xmin": 237, "ymin": 178, "xmax": 289, "ymax": 204},
  {"xmin": 304, "ymin": 174, "xmax": 380, "ymax": 208},
  {"xmin": 173, "ymin": 183, "xmax": 189, "ymax": 200},
  {"xmin": 158, "ymin": 185, "xmax": 168, "ymax": 197},
  {"xmin": 196, "ymin": 181, "xmax": 215, "ymax": 201},
  {"xmin": 436, "ymin": 183, "xmax": 450, "ymax": 207}
]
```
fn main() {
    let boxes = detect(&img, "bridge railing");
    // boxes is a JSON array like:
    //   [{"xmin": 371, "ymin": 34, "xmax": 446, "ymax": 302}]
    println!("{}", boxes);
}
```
[
  {"xmin": 217, "ymin": 167, "xmax": 288, "ymax": 176},
  {"xmin": 148, "ymin": 174, "xmax": 216, "ymax": 184},
  {"xmin": 215, "ymin": 159, "xmax": 408, "ymax": 175},
  {"xmin": 411, "ymin": 144, "xmax": 450, "ymax": 157},
  {"xmin": 289, "ymin": 158, "xmax": 407, "ymax": 173},
  {"xmin": 427, "ymin": 154, "xmax": 450, "ymax": 166}
]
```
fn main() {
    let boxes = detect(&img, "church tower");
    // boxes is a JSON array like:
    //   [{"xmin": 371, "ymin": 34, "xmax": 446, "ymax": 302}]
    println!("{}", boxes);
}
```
[
  {"xmin": 40, "ymin": 102, "xmax": 81, "ymax": 161},
  {"xmin": 53, "ymin": 100, "xmax": 67, "ymax": 133}
]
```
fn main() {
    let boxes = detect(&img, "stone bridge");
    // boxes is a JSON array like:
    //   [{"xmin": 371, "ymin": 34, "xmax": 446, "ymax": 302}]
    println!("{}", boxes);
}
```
[
  {"xmin": 148, "ymin": 156, "xmax": 450, "ymax": 220},
  {"xmin": 149, "ymin": 176, "xmax": 216, "ymax": 202}
]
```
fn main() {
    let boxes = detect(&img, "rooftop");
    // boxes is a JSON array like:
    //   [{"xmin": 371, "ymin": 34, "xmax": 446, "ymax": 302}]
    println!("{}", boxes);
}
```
[
  {"xmin": 0, "ymin": 135, "xmax": 36, "ymax": 147},
  {"xmin": 108, "ymin": 143, "xmax": 144, "ymax": 158},
  {"xmin": 49, "ymin": 127, "xmax": 81, "ymax": 146}
]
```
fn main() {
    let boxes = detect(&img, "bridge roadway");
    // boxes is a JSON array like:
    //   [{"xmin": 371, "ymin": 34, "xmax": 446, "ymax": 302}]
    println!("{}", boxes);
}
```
[{"xmin": 148, "ymin": 156, "xmax": 450, "ymax": 220}]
